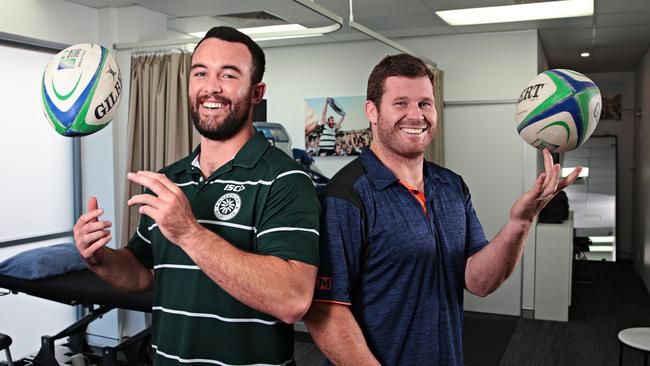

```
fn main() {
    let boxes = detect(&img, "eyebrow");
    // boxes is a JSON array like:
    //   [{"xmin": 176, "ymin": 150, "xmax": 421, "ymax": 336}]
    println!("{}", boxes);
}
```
[{"xmin": 190, "ymin": 63, "xmax": 243, "ymax": 74}]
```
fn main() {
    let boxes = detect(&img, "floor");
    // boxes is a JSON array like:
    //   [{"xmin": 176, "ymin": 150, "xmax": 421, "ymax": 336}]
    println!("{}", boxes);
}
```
[
  {"xmin": 500, "ymin": 260, "xmax": 650, "ymax": 366},
  {"xmin": 295, "ymin": 260, "xmax": 650, "ymax": 366}
]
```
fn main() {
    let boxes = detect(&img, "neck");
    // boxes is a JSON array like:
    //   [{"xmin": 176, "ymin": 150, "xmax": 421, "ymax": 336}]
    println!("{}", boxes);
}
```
[
  {"xmin": 370, "ymin": 144, "xmax": 425, "ymax": 191},
  {"xmin": 198, "ymin": 123, "xmax": 255, "ymax": 177}
]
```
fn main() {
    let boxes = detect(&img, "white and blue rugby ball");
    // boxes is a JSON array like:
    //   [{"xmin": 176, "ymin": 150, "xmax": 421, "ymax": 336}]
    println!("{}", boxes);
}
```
[
  {"xmin": 41, "ymin": 43, "xmax": 122, "ymax": 136},
  {"xmin": 515, "ymin": 69, "xmax": 601, "ymax": 153}
]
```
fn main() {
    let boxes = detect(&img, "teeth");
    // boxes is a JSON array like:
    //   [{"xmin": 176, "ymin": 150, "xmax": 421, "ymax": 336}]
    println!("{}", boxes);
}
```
[
  {"xmin": 203, "ymin": 102, "xmax": 224, "ymax": 109},
  {"xmin": 400, "ymin": 127, "xmax": 425, "ymax": 135}
]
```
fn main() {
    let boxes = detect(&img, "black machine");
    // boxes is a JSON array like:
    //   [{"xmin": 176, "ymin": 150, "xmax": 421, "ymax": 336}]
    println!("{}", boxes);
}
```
[
  {"xmin": 0, "ymin": 270, "xmax": 153, "ymax": 366},
  {"xmin": 253, "ymin": 122, "xmax": 329, "ymax": 193}
]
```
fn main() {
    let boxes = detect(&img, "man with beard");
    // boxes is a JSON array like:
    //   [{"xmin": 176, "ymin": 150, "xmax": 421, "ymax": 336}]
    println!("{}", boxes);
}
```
[
  {"xmin": 303, "ymin": 54, "xmax": 581, "ymax": 365},
  {"xmin": 73, "ymin": 27, "xmax": 319, "ymax": 366}
]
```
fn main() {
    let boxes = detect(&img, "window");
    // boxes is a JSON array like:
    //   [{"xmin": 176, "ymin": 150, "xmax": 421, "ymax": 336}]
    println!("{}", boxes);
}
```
[{"xmin": 0, "ymin": 43, "xmax": 75, "ymax": 246}]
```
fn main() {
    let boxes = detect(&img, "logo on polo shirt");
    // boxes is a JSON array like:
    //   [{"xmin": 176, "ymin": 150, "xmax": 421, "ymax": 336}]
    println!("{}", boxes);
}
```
[
  {"xmin": 214, "ymin": 193, "xmax": 241, "ymax": 221},
  {"xmin": 316, "ymin": 276, "xmax": 332, "ymax": 291}
]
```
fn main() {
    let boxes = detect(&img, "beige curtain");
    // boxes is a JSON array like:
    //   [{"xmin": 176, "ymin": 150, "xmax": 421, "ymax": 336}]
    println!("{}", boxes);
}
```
[
  {"xmin": 425, "ymin": 68, "xmax": 444, "ymax": 166},
  {"xmin": 120, "ymin": 52, "xmax": 195, "ymax": 246}
]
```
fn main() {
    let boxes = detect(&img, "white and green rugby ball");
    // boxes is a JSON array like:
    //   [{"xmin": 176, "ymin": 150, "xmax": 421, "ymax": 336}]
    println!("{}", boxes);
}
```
[
  {"xmin": 515, "ymin": 69, "xmax": 601, "ymax": 153},
  {"xmin": 41, "ymin": 43, "xmax": 122, "ymax": 137}
]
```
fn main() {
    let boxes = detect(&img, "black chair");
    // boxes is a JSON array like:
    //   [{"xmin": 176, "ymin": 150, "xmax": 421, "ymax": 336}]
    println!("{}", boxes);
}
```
[{"xmin": 0, "ymin": 333, "xmax": 14, "ymax": 366}]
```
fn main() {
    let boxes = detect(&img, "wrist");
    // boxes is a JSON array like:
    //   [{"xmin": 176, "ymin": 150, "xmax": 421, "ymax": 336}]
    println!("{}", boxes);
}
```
[{"xmin": 177, "ymin": 221, "xmax": 206, "ymax": 248}]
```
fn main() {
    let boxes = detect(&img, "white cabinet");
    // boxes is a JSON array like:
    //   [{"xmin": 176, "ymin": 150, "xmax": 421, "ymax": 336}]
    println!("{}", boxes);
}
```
[{"xmin": 534, "ymin": 213, "xmax": 574, "ymax": 322}]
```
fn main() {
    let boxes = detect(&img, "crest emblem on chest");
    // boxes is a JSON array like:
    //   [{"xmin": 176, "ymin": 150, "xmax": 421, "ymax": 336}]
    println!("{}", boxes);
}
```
[{"xmin": 214, "ymin": 193, "xmax": 241, "ymax": 221}]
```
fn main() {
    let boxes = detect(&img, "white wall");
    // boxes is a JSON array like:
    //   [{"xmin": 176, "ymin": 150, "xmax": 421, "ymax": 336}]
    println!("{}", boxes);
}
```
[
  {"xmin": 264, "ymin": 30, "xmax": 540, "ymax": 315},
  {"xmin": 634, "ymin": 47, "xmax": 650, "ymax": 292},
  {"xmin": 0, "ymin": 0, "xmax": 97, "ymax": 46},
  {"xmin": 586, "ymin": 72, "xmax": 635, "ymax": 260}
]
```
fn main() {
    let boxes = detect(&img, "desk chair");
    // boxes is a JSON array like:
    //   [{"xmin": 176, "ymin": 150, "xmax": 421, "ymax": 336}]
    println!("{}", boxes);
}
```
[
  {"xmin": 619, "ymin": 327, "xmax": 650, "ymax": 365},
  {"xmin": 0, "ymin": 333, "xmax": 14, "ymax": 366}
]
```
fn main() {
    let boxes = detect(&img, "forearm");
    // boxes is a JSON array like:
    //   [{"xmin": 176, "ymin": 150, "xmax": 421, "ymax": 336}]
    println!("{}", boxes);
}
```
[
  {"xmin": 305, "ymin": 121, "xmax": 318, "ymax": 135},
  {"xmin": 465, "ymin": 217, "xmax": 532, "ymax": 297},
  {"xmin": 304, "ymin": 302, "xmax": 380, "ymax": 366},
  {"xmin": 179, "ymin": 226, "xmax": 316, "ymax": 324},
  {"xmin": 87, "ymin": 248, "xmax": 153, "ymax": 293}
]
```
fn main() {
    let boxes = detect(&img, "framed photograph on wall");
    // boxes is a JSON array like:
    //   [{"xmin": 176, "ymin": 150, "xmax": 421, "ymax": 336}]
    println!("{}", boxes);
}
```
[
  {"xmin": 599, "ymin": 81, "xmax": 623, "ymax": 121},
  {"xmin": 304, "ymin": 96, "xmax": 371, "ymax": 157}
]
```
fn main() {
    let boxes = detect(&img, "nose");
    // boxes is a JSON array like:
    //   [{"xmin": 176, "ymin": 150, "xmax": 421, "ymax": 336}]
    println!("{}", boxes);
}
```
[
  {"xmin": 406, "ymin": 102, "xmax": 424, "ymax": 121},
  {"xmin": 204, "ymin": 74, "xmax": 223, "ymax": 94}
]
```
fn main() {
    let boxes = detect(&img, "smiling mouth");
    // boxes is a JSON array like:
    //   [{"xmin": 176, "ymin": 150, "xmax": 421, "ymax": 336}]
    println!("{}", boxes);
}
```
[
  {"xmin": 399, "ymin": 126, "xmax": 428, "ymax": 135},
  {"xmin": 202, "ymin": 101, "xmax": 227, "ymax": 110}
]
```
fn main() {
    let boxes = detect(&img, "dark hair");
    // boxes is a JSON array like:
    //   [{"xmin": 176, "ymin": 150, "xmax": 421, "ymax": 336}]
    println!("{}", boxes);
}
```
[
  {"xmin": 195, "ymin": 26, "xmax": 266, "ymax": 84},
  {"xmin": 366, "ymin": 53, "xmax": 434, "ymax": 107}
]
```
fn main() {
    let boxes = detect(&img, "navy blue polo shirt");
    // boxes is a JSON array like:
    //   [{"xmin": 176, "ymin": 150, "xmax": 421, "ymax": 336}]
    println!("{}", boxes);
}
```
[{"xmin": 314, "ymin": 148, "xmax": 488, "ymax": 366}]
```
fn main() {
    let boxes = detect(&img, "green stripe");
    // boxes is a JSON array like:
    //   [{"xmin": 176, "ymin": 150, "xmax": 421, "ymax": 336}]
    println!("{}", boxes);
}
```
[
  {"xmin": 574, "ymin": 87, "xmax": 601, "ymax": 143},
  {"xmin": 51, "ymin": 71, "xmax": 83, "ymax": 101},
  {"xmin": 537, "ymin": 121, "xmax": 571, "ymax": 144},
  {"xmin": 517, "ymin": 71, "xmax": 573, "ymax": 131},
  {"xmin": 41, "ymin": 75, "xmax": 68, "ymax": 135}
]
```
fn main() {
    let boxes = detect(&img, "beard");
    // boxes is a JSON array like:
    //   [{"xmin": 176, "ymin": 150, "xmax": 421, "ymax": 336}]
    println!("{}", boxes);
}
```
[
  {"xmin": 190, "ymin": 90, "xmax": 252, "ymax": 141},
  {"xmin": 375, "ymin": 113, "xmax": 435, "ymax": 159}
]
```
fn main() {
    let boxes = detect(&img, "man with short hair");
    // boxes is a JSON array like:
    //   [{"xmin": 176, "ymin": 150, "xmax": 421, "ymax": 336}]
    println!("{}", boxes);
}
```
[
  {"xmin": 304, "ymin": 53, "xmax": 580, "ymax": 365},
  {"xmin": 74, "ymin": 27, "xmax": 319, "ymax": 366}
]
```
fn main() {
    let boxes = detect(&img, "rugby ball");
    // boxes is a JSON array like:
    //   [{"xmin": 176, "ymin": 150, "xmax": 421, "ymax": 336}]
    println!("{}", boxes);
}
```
[
  {"xmin": 515, "ymin": 69, "xmax": 601, "ymax": 153},
  {"xmin": 41, "ymin": 43, "xmax": 122, "ymax": 136}
]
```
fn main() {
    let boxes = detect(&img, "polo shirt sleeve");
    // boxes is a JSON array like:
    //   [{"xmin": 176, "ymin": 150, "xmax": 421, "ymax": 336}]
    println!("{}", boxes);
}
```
[
  {"xmin": 461, "ymin": 178, "xmax": 489, "ymax": 258},
  {"xmin": 125, "ymin": 190, "xmax": 155, "ymax": 269},
  {"xmin": 255, "ymin": 170, "xmax": 320, "ymax": 266},
  {"xmin": 312, "ymin": 195, "xmax": 364, "ymax": 306}
]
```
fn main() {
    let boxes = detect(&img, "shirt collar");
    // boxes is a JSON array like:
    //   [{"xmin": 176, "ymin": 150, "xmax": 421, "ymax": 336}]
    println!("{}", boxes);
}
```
[
  {"xmin": 360, "ymin": 147, "xmax": 448, "ymax": 191},
  {"xmin": 360, "ymin": 148, "xmax": 399, "ymax": 190},
  {"xmin": 170, "ymin": 132, "xmax": 270, "ymax": 174}
]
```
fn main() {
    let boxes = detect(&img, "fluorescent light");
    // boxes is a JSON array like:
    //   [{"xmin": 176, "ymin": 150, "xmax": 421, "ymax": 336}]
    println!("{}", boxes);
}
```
[
  {"xmin": 589, "ymin": 236, "xmax": 614, "ymax": 244},
  {"xmin": 191, "ymin": 24, "xmax": 309, "ymax": 40},
  {"xmin": 238, "ymin": 24, "xmax": 307, "ymax": 35},
  {"xmin": 436, "ymin": 0, "xmax": 593, "ymax": 26},
  {"xmin": 562, "ymin": 167, "xmax": 589, "ymax": 178},
  {"xmin": 251, "ymin": 34, "xmax": 321, "ymax": 41},
  {"xmin": 581, "ymin": 52, "xmax": 590, "ymax": 57}
]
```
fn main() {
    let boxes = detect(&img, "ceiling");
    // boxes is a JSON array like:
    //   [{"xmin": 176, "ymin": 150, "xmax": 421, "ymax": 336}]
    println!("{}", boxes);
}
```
[{"xmin": 66, "ymin": 0, "xmax": 650, "ymax": 73}]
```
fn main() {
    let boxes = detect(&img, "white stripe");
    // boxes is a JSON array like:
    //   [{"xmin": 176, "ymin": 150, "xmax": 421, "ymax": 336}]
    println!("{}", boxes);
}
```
[
  {"xmin": 256, "ymin": 227, "xmax": 319, "ymax": 238},
  {"xmin": 176, "ymin": 181, "xmax": 199, "ymax": 187},
  {"xmin": 277, "ymin": 170, "xmax": 316, "ymax": 187},
  {"xmin": 148, "ymin": 223, "xmax": 158, "ymax": 231},
  {"xmin": 207, "ymin": 170, "xmax": 313, "ymax": 186},
  {"xmin": 151, "ymin": 345, "xmax": 293, "ymax": 366},
  {"xmin": 151, "ymin": 220, "xmax": 254, "ymax": 232},
  {"xmin": 137, "ymin": 228, "xmax": 151, "ymax": 244},
  {"xmin": 276, "ymin": 170, "xmax": 312, "ymax": 180},
  {"xmin": 209, "ymin": 179, "xmax": 273, "ymax": 186},
  {"xmin": 198, "ymin": 219, "xmax": 256, "ymax": 232},
  {"xmin": 153, "ymin": 306, "xmax": 280, "ymax": 325},
  {"xmin": 154, "ymin": 264, "xmax": 200, "ymax": 270}
]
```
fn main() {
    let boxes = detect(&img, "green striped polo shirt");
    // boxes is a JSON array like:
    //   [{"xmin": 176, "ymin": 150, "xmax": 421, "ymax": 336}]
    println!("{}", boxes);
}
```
[{"xmin": 126, "ymin": 132, "xmax": 320, "ymax": 366}]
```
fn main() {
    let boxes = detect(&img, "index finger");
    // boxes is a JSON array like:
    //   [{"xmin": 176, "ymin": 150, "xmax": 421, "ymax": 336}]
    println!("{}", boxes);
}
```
[
  {"xmin": 127, "ymin": 171, "xmax": 171, "ymax": 198},
  {"xmin": 136, "ymin": 171, "xmax": 180, "ymax": 194},
  {"xmin": 77, "ymin": 208, "xmax": 104, "ymax": 227},
  {"xmin": 558, "ymin": 166, "xmax": 582, "ymax": 191},
  {"xmin": 543, "ymin": 149, "xmax": 554, "ymax": 176}
]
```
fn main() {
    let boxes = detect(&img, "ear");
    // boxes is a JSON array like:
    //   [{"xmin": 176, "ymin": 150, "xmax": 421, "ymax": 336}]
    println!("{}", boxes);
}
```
[
  {"xmin": 250, "ymin": 82, "xmax": 266, "ymax": 105},
  {"xmin": 365, "ymin": 100, "xmax": 378, "ymax": 125}
]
